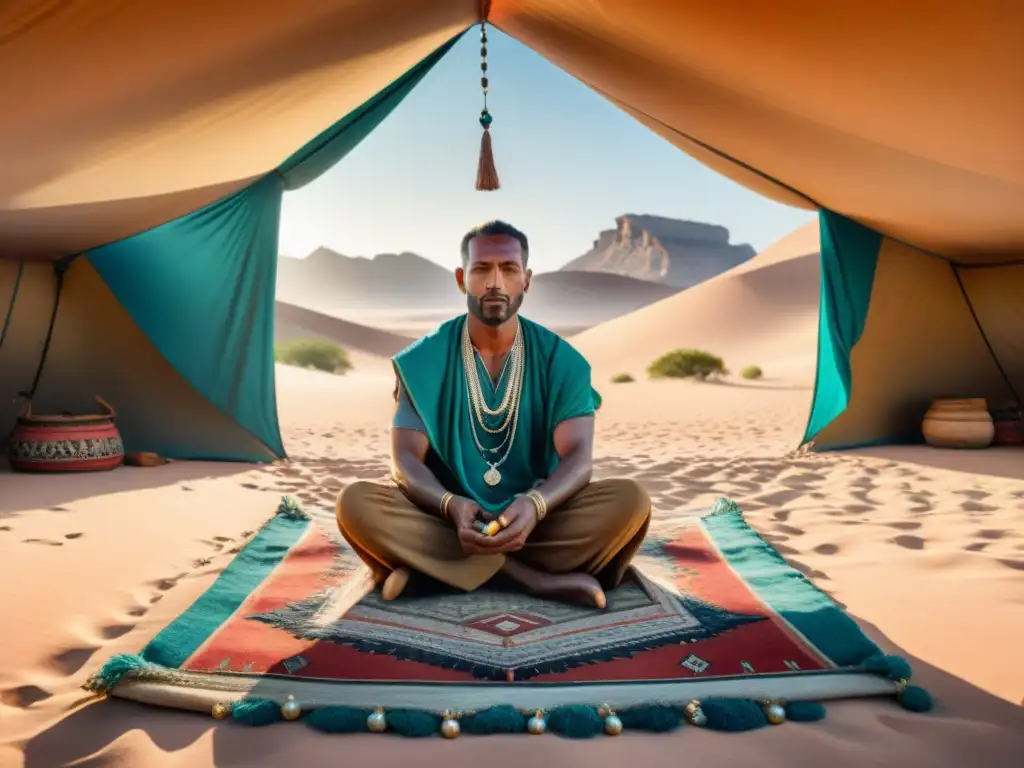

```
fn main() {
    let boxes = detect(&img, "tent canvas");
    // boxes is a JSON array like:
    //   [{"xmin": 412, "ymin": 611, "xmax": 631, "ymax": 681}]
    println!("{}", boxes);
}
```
[{"xmin": 1, "ymin": 1, "xmax": 1022, "ymax": 461}]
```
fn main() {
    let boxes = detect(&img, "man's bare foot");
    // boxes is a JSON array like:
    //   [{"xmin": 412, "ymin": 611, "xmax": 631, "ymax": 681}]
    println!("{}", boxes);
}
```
[
  {"xmin": 501, "ymin": 559, "xmax": 606, "ymax": 608},
  {"xmin": 382, "ymin": 567, "xmax": 410, "ymax": 601}
]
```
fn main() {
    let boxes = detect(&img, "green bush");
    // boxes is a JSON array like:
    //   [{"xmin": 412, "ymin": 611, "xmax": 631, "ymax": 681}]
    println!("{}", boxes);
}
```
[
  {"xmin": 740, "ymin": 365, "xmax": 763, "ymax": 380},
  {"xmin": 647, "ymin": 349, "xmax": 726, "ymax": 381},
  {"xmin": 611, "ymin": 372, "xmax": 635, "ymax": 383},
  {"xmin": 275, "ymin": 339, "xmax": 352, "ymax": 375}
]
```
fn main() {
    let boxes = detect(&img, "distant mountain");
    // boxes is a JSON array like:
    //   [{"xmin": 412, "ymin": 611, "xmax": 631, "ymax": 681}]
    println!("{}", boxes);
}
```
[
  {"xmin": 275, "ymin": 248, "xmax": 680, "ymax": 332},
  {"xmin": 561, "ymin": 214, "xmax": 755, "ymax": 289}
]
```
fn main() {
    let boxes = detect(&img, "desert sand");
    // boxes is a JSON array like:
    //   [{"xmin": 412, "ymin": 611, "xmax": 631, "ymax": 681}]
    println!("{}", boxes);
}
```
[{"xmin": 1, "ymin": 224, "xmax": 1022, "ymax": 767}]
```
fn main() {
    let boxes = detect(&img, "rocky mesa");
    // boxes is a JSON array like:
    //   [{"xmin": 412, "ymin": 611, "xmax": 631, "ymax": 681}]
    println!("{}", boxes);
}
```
[{"xmin": 561, "ymin": 214, "xmax": 755, "ymax": 289}]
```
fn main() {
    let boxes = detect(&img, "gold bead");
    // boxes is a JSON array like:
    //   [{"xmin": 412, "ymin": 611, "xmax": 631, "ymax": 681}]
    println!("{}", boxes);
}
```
[
  {"xmin": 484, "ymin": 520, "xmax": 501, "ymax": 536},
  {"xmin": 685, "ymin": 701, "xmax": 707, "ymax": 726},
  {"xmin": 763, "ymin": 702, "xmax": 786, "ymax": 725},
  {"xmin": 211, "ymin": 701, "xmax": 232, "ymax": 720},
  {"xmin": 527, "ymin": 711, "xmax": 546, "ymax": 734},
  {"xmin": 440, "ymin": 714, "xmax": 461, "ymax": 739},
  {"xmin": 280, "ymin": 694, "xmax": 302, "ymax": 721}
]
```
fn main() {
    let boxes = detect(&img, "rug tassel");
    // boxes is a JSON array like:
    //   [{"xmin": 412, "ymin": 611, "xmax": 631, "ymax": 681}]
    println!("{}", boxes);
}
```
[
  {"xmin": 305, "ymin": 706, "xmax": 371, "ymax": 733},
  {"xmin": 232, "ymin": 698, "xmax": 283, "ymax": 726},
  {"xmin": 461, "ymin": 705, "xmax": 528, "ymax": 734},
  {"xmin": 618, "ymin": 704, "xmax": 686, "ymax": 732},
  {"xmin": 862, "ymin": 653, "xmax": 934, "ymax": 713},
  {"xmin": 545, "ymin": 705, "xmax": 605, "ymax": 738},
  {"xmin": 699, "ymin": 698, "xmax": 769, "ymax": 731},
  {"xmin": 784, "ymin": 701, "xmax": 827, "ymax": 722},
  {"xmin": 476, "ymin": 127, "xmax": 500, "ymax": 191},
  {"xmin": 81, "ymin": 653, "xmax": 148, "ymax": 695}
]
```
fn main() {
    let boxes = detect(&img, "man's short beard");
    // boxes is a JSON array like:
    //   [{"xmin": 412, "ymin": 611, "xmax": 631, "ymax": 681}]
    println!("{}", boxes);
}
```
[{"xmin": 467, "ymin": 291, "xmax": 524, "ymax": 327}]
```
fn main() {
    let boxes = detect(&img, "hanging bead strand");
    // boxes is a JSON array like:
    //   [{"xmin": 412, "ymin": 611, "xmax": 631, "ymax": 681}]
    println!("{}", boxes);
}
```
[{"xmin": 475, "ymin": 19, "xmax": 500, "ymax": 190}]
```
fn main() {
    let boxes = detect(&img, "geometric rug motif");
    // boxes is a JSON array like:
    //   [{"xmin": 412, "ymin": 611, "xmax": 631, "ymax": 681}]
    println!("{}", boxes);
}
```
[{"xmin": 163, "ymin": 503, "xmax": 850, "ymax": 688}]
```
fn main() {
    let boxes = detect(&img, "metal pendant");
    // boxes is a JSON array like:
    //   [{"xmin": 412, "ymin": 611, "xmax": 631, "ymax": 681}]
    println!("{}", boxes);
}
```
[{"xmin": 483, "ymin": 467, "xmax": 502, "ymax": 486}]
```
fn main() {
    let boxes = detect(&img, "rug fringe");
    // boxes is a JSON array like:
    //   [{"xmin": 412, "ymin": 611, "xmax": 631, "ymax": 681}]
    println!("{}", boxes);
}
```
[{"xmin": 225, "ymin": 698, "xmax": 810, "ymax": 736}]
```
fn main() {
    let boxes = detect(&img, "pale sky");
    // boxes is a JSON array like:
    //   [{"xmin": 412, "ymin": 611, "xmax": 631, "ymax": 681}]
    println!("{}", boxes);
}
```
[{"xmin": 278, "ymin": 29, "xmax": 815, "ymax": 273}]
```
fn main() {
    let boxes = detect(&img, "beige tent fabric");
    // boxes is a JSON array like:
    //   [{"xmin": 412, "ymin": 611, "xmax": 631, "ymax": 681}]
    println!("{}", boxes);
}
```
[
  {"xmin": 0, "ymin": 0, "xmax": 478, "ymax": 260},
  {"xmin": 811, "ymin": 239, "xmax": 1021, "ymax": 450},
  {"xmin": 1, "ymin": 0, "xmax": 1022, "ymax": 260},
  {"xmin": 0, "ymin": 259, "xmax": 272, "ymax": 459},
  {"xmin": 494, "ymin": 0, "xmax": 1024, "ymax": 260}
]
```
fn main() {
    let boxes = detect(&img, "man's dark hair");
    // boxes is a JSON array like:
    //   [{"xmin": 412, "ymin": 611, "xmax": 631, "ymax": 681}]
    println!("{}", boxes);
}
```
[{"xmin": 460, "ymin": 220, "xmax": 529, "ymax": 268}]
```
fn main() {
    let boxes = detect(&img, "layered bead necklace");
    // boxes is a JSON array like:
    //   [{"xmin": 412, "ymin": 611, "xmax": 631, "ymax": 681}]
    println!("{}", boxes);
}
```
[{"xmin": 461, "ymin": 319, "xmax": 525, "ymax": 487}]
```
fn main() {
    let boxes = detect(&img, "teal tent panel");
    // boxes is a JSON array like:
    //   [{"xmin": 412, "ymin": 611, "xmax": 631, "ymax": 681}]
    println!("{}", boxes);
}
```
[
  {"xmin": 802, "ymin": 210, "xmax": 883, "ymax": 443},
  {"xmin": 278, "ymin": 32, "xmax": 463, "ymax": 190},
  {"xmin": 88, "ymin": 174, "xmax": 285, "ymax": 460}
]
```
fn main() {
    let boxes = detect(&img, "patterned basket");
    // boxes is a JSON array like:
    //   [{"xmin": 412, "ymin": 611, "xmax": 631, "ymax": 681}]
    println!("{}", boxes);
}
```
[{"xmin": 7, "ymin": 395, "xmax": 124, "ymax": 472}]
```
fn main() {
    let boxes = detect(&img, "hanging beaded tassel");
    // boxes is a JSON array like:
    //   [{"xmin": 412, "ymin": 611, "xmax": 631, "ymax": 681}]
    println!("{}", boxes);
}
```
[{"xmin": 475, "ymin": 19, "xmax": 500, "ymax": 190}]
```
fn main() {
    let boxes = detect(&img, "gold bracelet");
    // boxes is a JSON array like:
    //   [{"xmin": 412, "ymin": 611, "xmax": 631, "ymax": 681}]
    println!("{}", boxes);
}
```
[
  {"xmin": 525, "ymin": 489, "xmax": 548, "ymax": 522},
  {"xmin": 440, "ymin": 492, "xmax": 454, "ymax": 520}
]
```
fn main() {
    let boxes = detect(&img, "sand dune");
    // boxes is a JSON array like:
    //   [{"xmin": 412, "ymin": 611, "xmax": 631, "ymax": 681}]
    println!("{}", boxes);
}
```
[
  {"xmin": 277, "ymin": 249, "xmax": 681, "ymax": 334},
  {"xmin": 572, "ymin": 221, "xmax": 821, "ymax": 382}
]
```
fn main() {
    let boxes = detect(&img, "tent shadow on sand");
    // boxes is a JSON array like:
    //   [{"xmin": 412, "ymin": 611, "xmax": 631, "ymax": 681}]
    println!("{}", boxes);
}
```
[
  {"xmin": 18, "ymin": 614, "xmax": 1024, "ymax": 768},
  {"xmin": 840, "ymin": 445, "xmax": 1024, "ymax": 484},
  {"xmin": 0, "ymin": 460, "xmax": 253, "ymax": 520}
]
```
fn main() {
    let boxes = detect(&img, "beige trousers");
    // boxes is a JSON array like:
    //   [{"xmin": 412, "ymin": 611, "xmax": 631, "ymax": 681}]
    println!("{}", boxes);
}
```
[{"xmin": 336, "ymin": 479, "xmax": 651, "ymax": 592}]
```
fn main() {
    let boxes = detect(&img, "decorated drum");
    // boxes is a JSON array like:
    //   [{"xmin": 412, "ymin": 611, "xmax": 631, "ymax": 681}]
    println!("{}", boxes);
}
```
[{"xmin": 7, "ymin": 396, "xmax": 124, "ymax": 473}]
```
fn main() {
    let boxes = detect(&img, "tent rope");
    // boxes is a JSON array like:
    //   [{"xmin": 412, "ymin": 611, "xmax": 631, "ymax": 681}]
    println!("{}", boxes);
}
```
[
  {"xmin": 950, "ymin": 263, "xmax": 1020, "ymax": 405},
  {"xmin": 0, "ymin": 260, "xmax": 24, "ymax": 354},
  {"xmin": 22, "ymin": 259, "xmax": 70, "ymax": 403}
]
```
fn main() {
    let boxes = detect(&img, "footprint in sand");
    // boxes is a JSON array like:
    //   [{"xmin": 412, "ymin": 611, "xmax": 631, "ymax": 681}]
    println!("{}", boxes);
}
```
[
  {"xmin": 0, "ymin": 525, "xmax": 11, "ymax": 532},
  {"xmin": 886, "ymin": 521, "xmax": 923, "ymax": 531},
  {"xmin": 100, "ymin": 623, "xmax": 134, "ymax": 640},
  {"xmin": 997, "ymin": 558, "xmax": 1024, "ymax": 571},
  {"xmin": 975, "ymin": 529, "xmax": 1007, "ymax": 540},
  {"xmin": 53, "ymin": 647, "xmax": 96, "ymax": 676},
  {"xmin": 892, "ymin": 535, "xmax": 926, "ymax": 550},
  {"xmin": 813, "ymin": 543, "xmax": 840, "ymax": 555},
  {"xmin": 774, "ymin": 523, "xmax": 805, "ymax": 537},
  {"xmin": 962, "ymin": 500, "xmax": 998, "ymax": 513},
  {"xmin": 64, "ymin": 532, "xmax": 84, "ymax": 540},
  {"xmin": 22, "ymin": 538, "xmax": 63, "ymax": 546},
  {"xmin": 1, "ymin": 684, "xmax": 53, "ymax": 708}
]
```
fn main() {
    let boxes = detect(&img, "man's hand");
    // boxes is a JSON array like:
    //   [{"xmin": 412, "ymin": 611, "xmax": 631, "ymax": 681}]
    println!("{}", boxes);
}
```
[
  {"xmin": 449, "ymin": 496, "xmax": 495, "ymax": 555},
  {"xmin": 475, "ymin": 496, "xmax": 539, "ymax": 554}
]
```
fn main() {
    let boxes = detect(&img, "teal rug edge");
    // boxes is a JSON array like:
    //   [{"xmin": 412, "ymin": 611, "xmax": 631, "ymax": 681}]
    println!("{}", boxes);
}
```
[
  {"xmin": 701, "ymin": 499, "xmax": 880, "ymax": 668},
  {"xmin": 140, "ymin": 511, "xmax": 310, "ymax": 669}
]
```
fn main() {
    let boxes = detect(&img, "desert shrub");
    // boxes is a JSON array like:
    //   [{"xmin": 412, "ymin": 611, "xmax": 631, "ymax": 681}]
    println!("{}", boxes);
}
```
[
  {"xmin": 611, "ymin": 372, "xmax": 635, "ymax": 383},
  {"xmin": 647, "ymin": 349, "xmax": 726, "ymax": 381},
  {"xmin": 741, "ymin": 365, "xmax": 763, "ymax": 380},
  {"xmin": 275, "ymin": 339, "xmax": 352, "ymax": 374}
]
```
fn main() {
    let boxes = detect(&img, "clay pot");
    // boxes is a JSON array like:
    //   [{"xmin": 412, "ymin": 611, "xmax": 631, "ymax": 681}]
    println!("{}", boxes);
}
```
[
  {"xmin": 921, "ymin": 397, "xmax": 994, "ymax": 449},
  {"xmin": 7, "ymin": 396, "xmax": 124, "ymax": 472}
]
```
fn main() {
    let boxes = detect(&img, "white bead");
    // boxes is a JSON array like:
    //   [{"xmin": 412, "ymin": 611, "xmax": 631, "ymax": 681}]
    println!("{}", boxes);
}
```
[
  {"xmin": 527, "ymin": 715, "xmax": 546, "ymax": 734},
  {"xmin": 366, "ymin": 710, "xmax": 387, "ymax": 732},
  {"xmin": 604, "ymin": 714, "xmax": 623, "ymax": 735}
]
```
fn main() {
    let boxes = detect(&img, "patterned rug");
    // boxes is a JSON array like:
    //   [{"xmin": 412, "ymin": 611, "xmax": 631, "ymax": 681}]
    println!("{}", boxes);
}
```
[{"xmin": 87, "ymin": 497, "xmax": 932, "ymax": 736}]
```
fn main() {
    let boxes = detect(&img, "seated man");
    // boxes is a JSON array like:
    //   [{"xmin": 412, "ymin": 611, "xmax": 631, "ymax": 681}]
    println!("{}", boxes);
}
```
[{"xmin": 336, "ymin": 220, "xmax": 651, "ymax": 608}]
